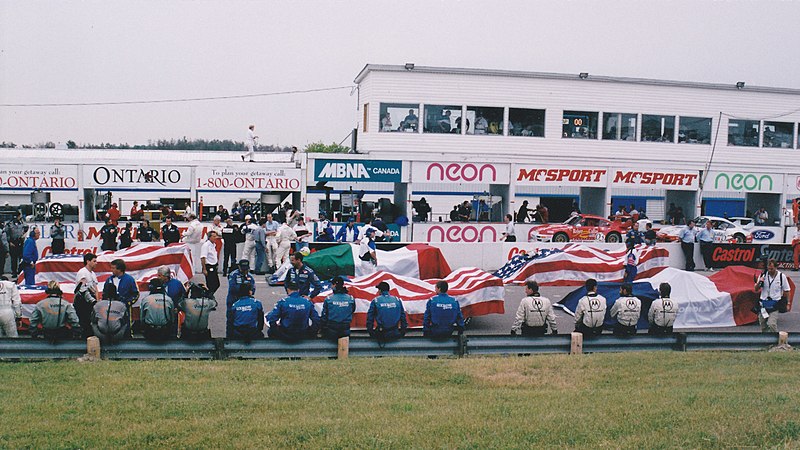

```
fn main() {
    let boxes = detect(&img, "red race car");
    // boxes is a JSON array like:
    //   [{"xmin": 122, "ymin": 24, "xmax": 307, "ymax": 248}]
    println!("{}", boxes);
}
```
[{"xmin": 528, "ymin": 214, "xmax": 633, "ymax": 243}]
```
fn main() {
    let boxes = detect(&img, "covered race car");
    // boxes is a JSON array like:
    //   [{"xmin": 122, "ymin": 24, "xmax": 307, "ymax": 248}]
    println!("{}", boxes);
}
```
[
  {"xmin": 527, "ymin": 214, "xmax": 634, "ymax": 243},
  {"xmin": 657, "ymin": 216, "xmax": 752, "ymax": 243}
]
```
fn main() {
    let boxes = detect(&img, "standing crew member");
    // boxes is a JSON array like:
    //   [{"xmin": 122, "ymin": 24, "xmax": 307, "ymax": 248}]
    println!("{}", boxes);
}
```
[
  {"xmin": 50, "ymin": 218, "xmax": 66, "ymax": 255},
  {"xmin": 91, "ymin": 283, "xmax": 130, "ymax": 343},
  {"xmin": 511, "ymin": 280, "xmax": 558, "ymax": 336},
  {"xmin": 284, "ymin": 252, "xmax": 323, "ymax": 298},
  {"xmin": 793, "ymin": 223, "xmax": 800, "ymax": 271},
  {"xmin": 106, "ymin": 203, "xmax": 121, "ymax": 226},
  {"xmin": 5, "ymin": 212, "xmax": 28, "ymax": 276},
  {"xmin": 264, "ymin": 213, "xmax": 280, "ymax": 273},
  {"xmin": 253, "ymin": 218, "xmax": 267, "ymax": 275},
  {"xmin": 358, "ymin": 229, "xmax": 378, "ymax": 275},
  {"xmin": 648, "ymin": 282, "xmax": 678, "ymax": 335},
  {"xmin": 119, "ymin": 222, "xmax": 133, "ymax": 249},
  {"xmin": 644, "ymin": 222, "xmax": 657, "ymax": 246},
  {"xmin": 201, "ymin": 231, "xmax": 220, "ymax": 294},
  {"xmin": 74, "ymin": 253, "xmax": 99, "ymax": 338},
  {"xmin": 108, "ymin": 259, "xmax": 138, "ymax": 333},
  {"xmin": 29, "ymin": 281, "xmax": 81, "ymax": 340},
  {"xmin": 266, "ymin": 280, "xmax": 320, "ymax": 341},
  {"xmin": 502, "ymin": 214, "xmax": 516, "ymax": 242},
  {"xmin": 366, "ymin": 281, "xmax": 407, "ymax": 341},
  {"xmin": 275, "ymin": 221, "xmax": 297, "ymax": 266},
  {"xmin": 0, "ymin": 222, "xmax": 9, "ymax": 277},
  {"xmin": 161, "ymin": 217, "xmax": 180, "ymax": 247},
  {"xmin": 242, "ymin": 124, "xmax": 258, "ymax": 162},
  {"xmin": 696, "ymin": 220, "xmax": 715, "ymax": 271},
  {"xmin": 137, "ymin": 220, "xmax": 157, "ymax": 243},
  {"xmin": 226, "ymin": 259, "xmax": 255, "ymax": 335},
  {"xmin": 678, "ymin": 220, "xmax": 697, "ymax": 271},
  {"xmin": 230, "ymin": 282, "xmax": 264, "ymax": 340},
  {"xmin": 21, "ymin": 228, "xmax": 39, "ymax": 285},
  {"xmin": 610, "ymin": 283, "xmax": 641, "ymax": 336},
  {"xmin": 320, "ymin": 276, "xmax": 356, "ymax": 340},
  {"xmin": 221, "ymin": 218, "xmax": 239, "ymax": 276},
  {"xmin": 422, "ymin": 280, "xmax": 465, "ymax": 339},
  {"xmin": 99, "ymin": 218, "xmax": 118, "ymax": 252},
  {"xmin": 240, "ymin": 215, "xmax": 258, "ymax": 269},
  {"xmin": 335, "ymin": 218, "xmax": 359, "ymax": 243},
  {"xmin": 754, "ymin": 258, "xmax": 790, "ymax": 333},
  {"xmin": 0, "ymin": 276, "xmax": 22, "ymax": 337},
  {"xmin": 574, "ymin": 278, "xmax": 607, "ymax": 337}
]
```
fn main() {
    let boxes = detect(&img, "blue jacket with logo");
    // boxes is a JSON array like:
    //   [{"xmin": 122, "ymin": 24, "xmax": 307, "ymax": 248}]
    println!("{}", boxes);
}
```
[
  {"xmin": 165, "ymin": 278, "xmax": 186, "ymax": 303},
  {"xmin": 266, "ymin": 292, "xmax": 320, "ymax": 335},
  {"xmin": 231, "ymin": 296, "xmax": 264, "ymax": 330},
  {"xmin": 366, "ymin": 293, "xmax": 407, "ymax": 337},
  {"xmin": 423, "ymin": 294, "xmax": 465, "ymax": 338},
  {"xmin": 227, "ymin": 269, "xmax": 255, "ymax": 306},
  {"xmin": 284, "ymin": 264, "xmax": 323, "ymax": 298},
  {"xmin": 321, "ymin": 293, "xmax": 356, "ymax": 326},
  {"xmin": 109, "ymin": 273, "xmax": 139, "ymax": 306}
]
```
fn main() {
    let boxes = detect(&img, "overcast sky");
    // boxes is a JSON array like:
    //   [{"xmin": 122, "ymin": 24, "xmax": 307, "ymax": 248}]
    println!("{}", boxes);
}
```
[{"xmin": 2, "ymin": 0, "xmax": 799, "ymax": 148}]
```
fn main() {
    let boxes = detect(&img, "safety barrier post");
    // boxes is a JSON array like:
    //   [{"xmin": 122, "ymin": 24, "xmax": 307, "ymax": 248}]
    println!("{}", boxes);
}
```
[
  {"xmin": 457, "ymin": 333, "xmax": 468, "ymax": 357},
  {"xmin": 570, "ymin": 332, "xmax": 583, "ymax": 355},
  {"xmin": 337, "ymin": 337, "xmax": 349, "ymax": 359},
  {"xmin": 778, "ymin": 331, "xmax": 789, "ymax": 346},
  {"xmin": 213, "ymin": 339, "xmax": 226, "ymax": 360},
  {"xmin": 674, "ymin": 333, "xmax": 687, "ymax": 352},
  {"xmin": 86, "ymin": 336, "xmax": 100, "ymax": 359}
]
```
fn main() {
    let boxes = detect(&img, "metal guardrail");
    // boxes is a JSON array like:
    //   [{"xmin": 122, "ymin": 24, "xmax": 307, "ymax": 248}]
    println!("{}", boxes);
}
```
[{"xmin": 0, "ymin": 332, "xmax": 793, "ymax": 361}]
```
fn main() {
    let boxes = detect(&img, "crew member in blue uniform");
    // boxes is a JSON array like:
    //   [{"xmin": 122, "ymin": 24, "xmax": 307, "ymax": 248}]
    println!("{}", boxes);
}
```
[
  {"xmin": 21, "ymin": 228, "xmax": 39, "ymax": 285},
  {"xmin": 229, "ymin": 282, "xmax": 264, "ymax": 341},
  {"xmin": 422, "ymin": 280, "xmax": 465, "ymax": 339},
  {"xmin": 366, "ymin": 281, "xmax": 407, "ymax": 341},
  {"xmin": 226, "ymin": 259, "xmax": 255, "ymax": 335},
  {"xmin": 266, "ymin": 280, "xmax": 320, "ymax": 341},
  {"xmin": 284, "ymin": 252, "xmax": 323, "ymax": 298},
  {"xmin": 320, "ymin": 276, "xmax": 356, "ymax": 340}
]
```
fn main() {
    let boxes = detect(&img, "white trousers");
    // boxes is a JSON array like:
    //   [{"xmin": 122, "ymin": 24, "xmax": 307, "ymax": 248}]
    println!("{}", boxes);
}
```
[
  {"xmin": 0, "ymin": 309, "xmax": 18, "ymax": 337},
  {"xmin": 242, "ymin": 240, "xmax": 256, "ymax": 268},
  {"xmin": 266, "ymin": 237, "xmax": 278, "ymax": 267},
  {"xmin": 276, "ymin": 242, "xmax": 293, "ymax": 265}
]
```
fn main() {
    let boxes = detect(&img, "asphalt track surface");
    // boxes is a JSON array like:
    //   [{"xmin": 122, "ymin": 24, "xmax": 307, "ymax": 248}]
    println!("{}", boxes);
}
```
[{"xmin": 203, "ymin": 269, "xmax": 800, "ymax": 338}]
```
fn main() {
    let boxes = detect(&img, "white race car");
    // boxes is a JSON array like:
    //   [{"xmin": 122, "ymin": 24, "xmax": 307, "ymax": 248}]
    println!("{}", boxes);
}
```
[{"xmin": 656, "ymin": 216, "xmax": 753, "ymax": 243}]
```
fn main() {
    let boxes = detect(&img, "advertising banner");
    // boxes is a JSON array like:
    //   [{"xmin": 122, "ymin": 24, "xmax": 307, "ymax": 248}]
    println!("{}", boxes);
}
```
[
  {"xmin": 196, "ymin": 167, "xmax": 302, "ymax": 192},
  {"xmin": 314, "ymin": 159, "xmax": 402, "ymax": 182},
  {"xmin": 709, "ymin": 243, "xmax": 794, "ymax": 269},
  {"xmin": 611, "ymin": 168, "xmax": 699, "ymax": 190},
  {"xmin": 705, "ymin": 171, "xmax": 783, "ymax": 193},
  {"xmin": 785, "ymin": 174, "xmax": 800, "ymax": 197},
  {"xmin": 0, "ymin": 165, "xmax": 78, "ymax": 191},
  {"xmin": 514, "ymin": 166, "xmax": 607, "ymax": 187},
  {"xmin": 412, "ymin": 162, "xmax": 510, "ymax": 184},
  {"xmin": 318, "ymin": 222, "xmax": 401, "ymax": 242},
  {"xmin": 83, "ymin": 165, "xmax": 191, "ymax": 190}
]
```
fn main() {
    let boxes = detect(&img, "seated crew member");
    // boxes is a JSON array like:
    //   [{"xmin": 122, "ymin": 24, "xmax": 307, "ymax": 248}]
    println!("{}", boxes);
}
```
[
  {"xmin": 140, "ymin": 278, "xmax": 176, "ymax": 340},
  {"xmin": 610, "ymin": 283, "xmax": 641, "ymax": 337},
  {"xmin": 91, "ymin": 283, "xmax": 130, "ymax": 344},
  {"xmin": 648, "ymin": 282, "xmax": 678, "ymax": 335},
  {"xmin": 266, "ymin": 280, "xmax": 320, "ymax": 341},
  {"xmin": 574, "ymin": 278, "xmax": 607, "ymax": 337},
  {"xmin": 366, "ymin": 281, "xmax": 407, "ymax": 342},
  {"xmin": 179, "ymin": 283, "xmax": 217, "ymax": 340},
  {"xmin": 422, "ymin": 280, "xmax": 465, "ymax": 339},
  {"xmin": 511, "ymin": 280, "xmax": 558, "ymax": 336},
  {"xmin": 284, "ymin": 252, "xmax": 323, "ymax": 298},
  {"xmin": 226, "ymin": 259, "xmax": 255, "ymax": 335},
  {"xmin": 229, "ymin": 282, "xmax": 264, "ymax": 341},
  {"xmin": 320, "ymin": 276, "xmax": 356, "ymax": 341},
  {"xmin": 29, "ymin": 281, "xmax": 81, "ymax": 340}
]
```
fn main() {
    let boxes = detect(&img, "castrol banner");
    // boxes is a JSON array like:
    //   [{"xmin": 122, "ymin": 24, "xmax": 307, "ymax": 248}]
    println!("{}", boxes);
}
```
[
  {"xmin": 0, "ymin": 165, "xmax": 78, "ymax": 191},
  {"xmin": 196, "ymin": 166, "xmax": 301, "ymax": 192},
  {"xmin": 611, "ymin": 168, "xmax": 699, "ymax": 190},
  {"xmin": 412, "ymin": 162, "xmax": 510, "ymax": 184},
  {"xmin": 514, "ymin": 166, "xmax": 607, "ymax": 187}
]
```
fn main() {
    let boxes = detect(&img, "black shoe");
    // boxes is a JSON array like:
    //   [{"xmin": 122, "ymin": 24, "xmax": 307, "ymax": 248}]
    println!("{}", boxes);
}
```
[{"xmin": 240, "ymin": 155, "xmax": 245, "ymax": 161}]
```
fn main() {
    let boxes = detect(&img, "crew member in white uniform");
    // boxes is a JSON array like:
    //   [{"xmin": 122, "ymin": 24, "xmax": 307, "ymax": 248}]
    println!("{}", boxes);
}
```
[
  {"xmin": 240, "ymin": 215, "xmax": 258, "ymax": 269},
  {"xmin": 0, "ymin": 277, "xmax": 22, "ymax": 337},
  {"xmin": 574, "ymin": 278, "xmax": 607, "ymax": 337},
  {"xmin": 242, "ymin": 125, "xmax": 257, "ymax": 162},
  {"xmin": 275, "ymin": 222, "xmax": 298, "ymax": 266},
  {"xmin": 648, "ymin": 283, "xmax": 678, "ymax": 335},
  {"xmin": 511, "ymin": 280, "xmax": 557, "ymax": 336},
  {"xmin": 610, "ymin": 283, "xmax": 641, "ymax": 336},
  {"xmin": 264, "ymin": 213, "xmax": 280, "ymax": 272}
]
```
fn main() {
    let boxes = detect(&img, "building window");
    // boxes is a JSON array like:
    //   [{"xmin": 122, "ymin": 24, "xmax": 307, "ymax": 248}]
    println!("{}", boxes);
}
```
[
  {"xmin": 562, "ymin": 111, "xmax": 598, "ymax": 139},
  {"xmin": 602, "ymin": 113, "xmax": 637, "ymax": 141},
  {"xmin": 465, "ymin": 106, "xmax": 504, "ymax": 135},
  {"xmin": 509, "ymin": 108, "xmax": 545, "ymax": 137},
  {"xmin": 763, "ymin": 121, "xmax": 794, "ymax": 148},
  {"xmin": 678, "ymin": 117, "xmax": 712, "ymax": 144},
  {"xmin": 423, "ymin": 105, "xmax": 461, "ymax": 134},
  {"xmin": 641, "ymin": 115, "xmax": 675, "ymax": 142},
  {"xmin": 727, "ymin": 119, "xmax": 760, "ymax": 147},
  {"xmin": 363, "ymin": 104, "xmax": 368, "ymax": 133},
  {"xmin": 379, "ymin": 103, "xmax": 419, "ymax": 133}
]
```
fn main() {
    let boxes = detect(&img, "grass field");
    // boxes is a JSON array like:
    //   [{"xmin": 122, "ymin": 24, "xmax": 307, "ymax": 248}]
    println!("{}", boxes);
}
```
[{"xmin": 1, "ymin": 352, "xmax": 799, "ymax": 449}]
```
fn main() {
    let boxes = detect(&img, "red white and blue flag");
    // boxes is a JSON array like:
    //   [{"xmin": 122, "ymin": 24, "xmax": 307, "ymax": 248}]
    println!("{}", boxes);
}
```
[{"xmin": 493, "ymin": 244, "xmax": 669, "ymax": 286}]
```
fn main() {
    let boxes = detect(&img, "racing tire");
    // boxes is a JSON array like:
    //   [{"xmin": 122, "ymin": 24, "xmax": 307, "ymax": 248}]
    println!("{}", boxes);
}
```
[
  {"xmin": 733, "ymin": 233, "xmax": 745, "ymax": 243},
  {"xmin": 605, "ymin": 232, "xmax": 622, "ymax": 243},
  {"xmin": 553, "ymin": 233, "xmax": 569, "ymax": 243}
]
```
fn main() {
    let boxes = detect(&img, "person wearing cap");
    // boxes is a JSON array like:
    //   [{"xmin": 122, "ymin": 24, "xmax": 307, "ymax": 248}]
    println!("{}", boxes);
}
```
[
  {"xmin": 140, "ymin": 278, "xmax": 176, "ymax": 340},
  {"xmin": 511, "ymin": 280, "xmax": 558, "ymax": 336},
  {"xmin": 648, "ymin": 282, "xmax": 678, "ymax": 335},
  {"xmin": 91, "ymin": 282, "xmax": 130, "ymax": 343},
  {"xmin": 157, "ymin": 265, "xmax": 186, "ymax": 304},
  {"xmin": 0, "ymin": 275, "xmax": 22, "ymax": 337},
  {"xmin": 29, "ymin": 281, "xmax": 81, "ymax": 340},
  {"xmin": 358, "ymin": 228, "xmax": 378, "ymax": 275},
  {"xmin": 574, "ymin": 278, "xmax": 607, "ymax": 337},
  {"xmin": 230, "ymin": 282, "xmax": 264, "ymax": 340},
  {"xmin": 610, "ymin": 283, "xmax": 641, "ymax": 336},
  {"xmin": 423, "ymin": 280, "xmax": 465, "ymax": 339},
  {"xmin": 226, "ymin": 259, "xmax": 255, "ymax": 335},
  {"xmin": 335, "ymin": 218, "xmax": 359, "ymax": 243},
  {"xmin": 366, "ymin": 281, "xmax": 407, "ymax": 341},
  {"xmin": 179, "ymin": 283, "xmax": 217, "ymax": 340},
  {"xmin": 266, "ymin": 279, "xmax": 320, "ymax": 341},
  {"xmin": 320, "ymin": 276, "xmax": 356, "ymax": 340},
  {"xmin": 284, "ymin": 252, "xmax": 323, "ymax": 299},
  {"xmin": 275, "ymin": 220, "xmax": 298, "ymax": 266},
  {"xmin": 200, "ymin": 231, "xmax": 221, "ymax": 294},
  {"xmin": 161, "ymin": 216, "xmax": 180, "ymax": 247},
  {"xmin": 240, "ymin": 214, "xmax": 258, "ymax": 269},
  {"xmin": 99, "ymin": 217, "xmax": 118, "ymax": 252},
  {"xmin": 21, "ymin": 228, "xmax": 39, "ymax": 285}
]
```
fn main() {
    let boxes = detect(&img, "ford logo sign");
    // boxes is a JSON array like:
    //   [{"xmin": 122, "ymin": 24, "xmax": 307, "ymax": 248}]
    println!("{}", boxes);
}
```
[{"xmin": 752, "ymin": 230, "xmax": 775, "ymax": 240}]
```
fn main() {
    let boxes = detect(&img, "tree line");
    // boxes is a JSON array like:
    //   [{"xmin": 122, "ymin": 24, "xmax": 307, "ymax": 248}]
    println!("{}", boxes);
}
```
[{"xmin": 0, "ymin": 139, "xmax": 350, "ymax": 153}]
